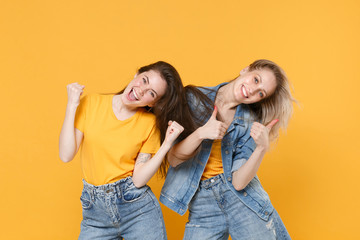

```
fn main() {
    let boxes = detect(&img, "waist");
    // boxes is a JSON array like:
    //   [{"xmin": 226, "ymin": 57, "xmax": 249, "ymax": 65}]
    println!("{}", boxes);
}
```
[
  {"xmin": 199, "ymin": 173, "xmax": 226, "ymax": 189},
  {"xmin": 82, "ymin": 177, "xmax": 134, "ymax": 195}
]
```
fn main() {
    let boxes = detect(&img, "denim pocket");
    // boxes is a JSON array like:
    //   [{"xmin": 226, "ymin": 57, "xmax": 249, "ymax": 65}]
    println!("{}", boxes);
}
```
[
  {"xmin": 80, "ymin": 189, "xmax": 93, "ymax": 210},
  {"xmin": 123, "ymin": 182, "xmax": 149, "ymax": 202}
]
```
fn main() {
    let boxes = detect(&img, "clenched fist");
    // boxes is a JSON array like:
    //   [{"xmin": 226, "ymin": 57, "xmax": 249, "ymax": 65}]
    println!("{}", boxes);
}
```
[
  {"xmin": 66, "ymin": 83, "xmax": 85, "ymax": 108},
  {"xmin": 164, "ymin": 121, "xmax": 184, "ymax": 145}
]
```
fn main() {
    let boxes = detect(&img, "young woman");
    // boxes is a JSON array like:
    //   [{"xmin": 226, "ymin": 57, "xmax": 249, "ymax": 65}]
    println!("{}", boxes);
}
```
[
  {"xmin": 160, "ymin": 59, "xmax": 295, "ymax": 239},
  {"xmin": 59, "ymin": 61, "xmax": 190, "ymax": 240}
]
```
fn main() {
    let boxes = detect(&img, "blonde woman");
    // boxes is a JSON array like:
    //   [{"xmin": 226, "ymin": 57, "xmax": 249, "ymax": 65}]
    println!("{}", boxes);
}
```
[{"xmin": 161, "ymin": 59, "xmax": 294, "ymax": 239}]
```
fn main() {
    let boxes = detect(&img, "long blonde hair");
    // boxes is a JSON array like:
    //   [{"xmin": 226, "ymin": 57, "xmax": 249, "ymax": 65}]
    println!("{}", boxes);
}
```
[{"xmin": 247, "ymin": 59, "xmax": 296, "ymax": 141}]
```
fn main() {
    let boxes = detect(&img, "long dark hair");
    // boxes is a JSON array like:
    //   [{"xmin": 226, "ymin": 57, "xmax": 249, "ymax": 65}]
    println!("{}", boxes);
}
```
[{"xmin": 117, "ymin": 61, "xmax": 197, "ymax": 177}]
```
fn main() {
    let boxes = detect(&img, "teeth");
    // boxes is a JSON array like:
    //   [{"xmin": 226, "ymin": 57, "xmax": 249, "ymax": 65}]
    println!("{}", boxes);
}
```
[
  {"xmin": 132, "ymin": 88, "xmax": 139, "ymax": 100},
  {"xmin": 242, "ymin": 86, "xmax": 248, "ymax": 98}
]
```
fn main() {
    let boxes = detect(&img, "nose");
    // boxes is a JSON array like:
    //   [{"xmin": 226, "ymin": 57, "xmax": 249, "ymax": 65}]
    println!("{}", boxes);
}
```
[
  {"xmin": 248, "ymin": 85, "xmax": 260, "ymax": 96},
  {"xmin": 137, "ymin": 87, "xmax": 144, "ymax": 96},
  {"xmin": 138, "ymin": 85, "xmax": 146, "ymax": 96}
]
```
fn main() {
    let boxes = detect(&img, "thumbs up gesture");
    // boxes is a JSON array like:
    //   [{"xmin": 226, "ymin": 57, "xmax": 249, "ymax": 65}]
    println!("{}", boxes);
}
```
[
  {"xmin": 250, "ymin": 119, "xmax": 278, "ymax": 151},
  {"xmin": 198, "ymin": 106, "xmax": 228, "ymax": 140}
]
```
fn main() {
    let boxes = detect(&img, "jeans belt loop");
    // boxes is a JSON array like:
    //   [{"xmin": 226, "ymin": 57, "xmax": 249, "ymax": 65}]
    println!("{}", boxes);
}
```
[
  {"xmin": 115, "ymin": 183, "xmax": 122, "ymax": 199},
  {"xmin": 91, "ymin": 188, "xmax": 95, "ymax": 202},
  {"xmin": 220, "ymin": 173, "xmax": 225, "ymax": 183}
]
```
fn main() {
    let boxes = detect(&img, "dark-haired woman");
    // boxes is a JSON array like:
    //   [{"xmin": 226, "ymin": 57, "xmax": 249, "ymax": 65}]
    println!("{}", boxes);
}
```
[
  {"xmin": 59, "ymin": 61, "xmax": 189, "ymax": 240},
  {"xmin": 161, "ymin": 59, "xmax": 294, "ymax": 239}
]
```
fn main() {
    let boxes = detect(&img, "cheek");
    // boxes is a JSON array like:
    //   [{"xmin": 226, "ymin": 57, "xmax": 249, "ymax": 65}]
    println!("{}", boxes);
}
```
[
  {"xmin": 144, "ymin": 94, "xmax": 157, "ymax": 105},
  {"xmin": 250, "ymin": 95, "xmax": 261, "ymax": 104}
]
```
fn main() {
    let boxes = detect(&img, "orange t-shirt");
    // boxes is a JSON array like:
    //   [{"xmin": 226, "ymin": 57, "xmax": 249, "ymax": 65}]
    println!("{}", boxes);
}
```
[
  {"xmin": 201, "ymin": 140, "xmax": 224, "ymax": 180},
  {"xmin": 75, "ymin": 94, "xmax": 160, "ymax": 186}
]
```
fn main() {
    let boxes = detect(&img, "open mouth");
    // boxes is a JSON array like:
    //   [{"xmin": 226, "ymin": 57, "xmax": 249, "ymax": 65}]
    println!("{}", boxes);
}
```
[
  {"xmin": 128, "ymin": 88, "xmax": 139, "ymax": 101},
  {"xmin": 241, "ymin": 85, "xmax": 248, "ymax": 98}
]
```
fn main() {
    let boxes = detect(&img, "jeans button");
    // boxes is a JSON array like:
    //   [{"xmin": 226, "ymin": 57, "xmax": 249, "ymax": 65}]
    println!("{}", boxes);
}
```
[
  {"xmin": 225, "ymin": 150, "xmax": 229, "ymax": 154},
  {"xmin": 243, "ymin": 192, "xmax": 247, "ymax": 196},
  {"xmin": 227, "ymin": 177, "xmax": 231, "ymax": 182},
  {"xmin": 210, "ymin": 179, "xmax": 214, "ymax": 183}
]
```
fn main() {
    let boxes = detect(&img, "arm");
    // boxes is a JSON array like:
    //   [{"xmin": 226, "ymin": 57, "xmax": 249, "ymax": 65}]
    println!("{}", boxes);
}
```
[
  {"xmin": 167, "ymin": 106, "xmax": 228, "ymax": 168},
  {"xmin": 232, "ymin": 119, "xmax": 278, "ymax": 191},
  {"xmin": 58, "ymin": 83, "xmax": 85, "ymax": 163},
  {"xmin": 132, "ymin": 121, "xmax": 184, "ymax": 188}
]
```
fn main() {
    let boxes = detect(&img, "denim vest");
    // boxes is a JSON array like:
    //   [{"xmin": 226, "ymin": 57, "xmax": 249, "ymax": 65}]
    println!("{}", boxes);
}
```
[{"xmin": 160, "ymin": 83, "xmax": 274, "ymax": 221}]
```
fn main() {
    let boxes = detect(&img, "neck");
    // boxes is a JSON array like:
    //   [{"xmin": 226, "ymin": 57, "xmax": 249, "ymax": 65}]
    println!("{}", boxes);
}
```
[
  {"xmin": 215, "ymin": 83, "xmax": 239, "ymax": 110},
  {"xmin": 114, "ymin": 94, "xmax": 138, "ymax": 114}
]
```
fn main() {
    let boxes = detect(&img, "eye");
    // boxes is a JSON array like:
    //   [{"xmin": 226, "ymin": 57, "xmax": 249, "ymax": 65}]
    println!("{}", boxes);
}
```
[
  {"xmin": 142, "ymin": 78, "xmax": 147, "ymax": 84},
  {"xmin": 254, "ymin": 77, "xmax": 259, "ymax": 84},
  {"xmin": 149, "ymin": 91, "xmax": 155, "ymax": 98},
  {"xmin": 259, "ymin": 92, "xmax": 264, "ymax": 98}
]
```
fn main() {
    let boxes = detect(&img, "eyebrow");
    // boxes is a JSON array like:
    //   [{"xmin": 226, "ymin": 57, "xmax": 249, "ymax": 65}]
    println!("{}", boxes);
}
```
[
  {"xmin": 257, "ymin": 74, "xmax": 267, "ymax": 97},
  {"xmin": 145, "ymin": 75, "xmax": 158, "ymax": 97}
]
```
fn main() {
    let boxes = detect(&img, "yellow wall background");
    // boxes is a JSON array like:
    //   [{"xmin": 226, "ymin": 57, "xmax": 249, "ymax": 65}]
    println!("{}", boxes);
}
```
[{"xmin": 1, "ymin": 0, "xmax": 359, "ymax": 239}]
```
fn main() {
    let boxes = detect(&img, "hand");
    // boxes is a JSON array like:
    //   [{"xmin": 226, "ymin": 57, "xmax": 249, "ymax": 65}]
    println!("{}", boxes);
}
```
[
  {"xmin": 198, "ymin": 106, "xmax": 228, "ymax": 140},
  {"xmin": 250, "ymin": 119, "xmax": 278, "ymax": 151},
  {"xmin": 66, "ymin": 83, "xmax": 85, "ymax": 108},
  {"xmin": 164, "ymin": 121, "xmax": 184, "ymax": 144}
]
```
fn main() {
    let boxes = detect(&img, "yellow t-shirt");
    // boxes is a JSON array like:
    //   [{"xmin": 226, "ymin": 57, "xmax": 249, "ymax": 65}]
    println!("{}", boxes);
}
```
[
  {"xmin": 75, "ymin": 94, "xmax": 160, "ymax": 186},
  {"xmin": 201, "ymin": 140, "xmax": 224, "ymax": 180}
]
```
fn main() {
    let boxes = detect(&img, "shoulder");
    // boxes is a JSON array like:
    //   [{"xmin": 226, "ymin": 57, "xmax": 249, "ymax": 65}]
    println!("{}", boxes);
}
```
[
  {"xmin": 83, "ymin": 93, "xmax": 112, "ymax": 105},
  {"xmin": 85, "ymin": 93, "xmax": 111, "ymax": 101},
  {"xmin": 185, "ymin": 86, "xmax": 213, "ymax": 108},
  {"xmin": 137, "ymin": 109, "xmax": 157, "ymax": 124}
]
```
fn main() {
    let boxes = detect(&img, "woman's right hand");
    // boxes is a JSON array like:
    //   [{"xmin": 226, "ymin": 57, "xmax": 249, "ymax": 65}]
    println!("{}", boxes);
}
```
[
  {"xmin": 198, "ymin": 106, "xmax": 228, "ymax": 140},
  {"xmin": 66, "ymin": 83, "xmax": 85, "ymax": 108},
  {"xmin": 164, "ymin": 121, "xmax": 184, "ymax": 145}
]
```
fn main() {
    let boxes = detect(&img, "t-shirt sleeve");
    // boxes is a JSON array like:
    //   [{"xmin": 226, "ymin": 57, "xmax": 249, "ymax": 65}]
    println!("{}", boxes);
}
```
[
  {"xmin": 74, "ymin": 95, "xmax": 89, "ymax": 132},
  {"xmin": 140, "ymin": 123, "xmax": 161, "ymax": 155}
]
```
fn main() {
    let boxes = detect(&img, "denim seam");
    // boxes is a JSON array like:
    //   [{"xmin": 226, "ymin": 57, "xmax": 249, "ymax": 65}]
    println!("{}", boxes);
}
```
[{"xmin": 148, "ymin": 190, "xmax": 167, "ymax": 240}]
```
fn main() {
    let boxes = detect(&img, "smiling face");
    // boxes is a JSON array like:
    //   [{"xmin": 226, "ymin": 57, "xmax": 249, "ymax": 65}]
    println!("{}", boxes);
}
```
[
  {"xmin": 121, "ymin": 70, "xmax": 167, "ymax": 108},
  {"xmin": 233, "ymin": 67, "xmax": 277, "ymax": 104}
]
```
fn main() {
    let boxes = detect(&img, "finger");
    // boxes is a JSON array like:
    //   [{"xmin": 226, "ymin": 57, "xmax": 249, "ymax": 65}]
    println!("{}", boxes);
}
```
[
  {"xmin": 251, "ymin": 122, "xmax": 263, "ymax": 128},
  {"xmin": 250, "ymin": 128, "xmax": 260, "ymax": 136},
  {"xmin": 266, "ymin": 119, "xmax": 279, "ymax": 130},
  {"xmin": 211, "ymin": 106, "xmax": 218, "ymax": 119},
  {"xmin": 220, "ymin": 125, "xmax": 227, "ymax": 133},
  {"xmin": 169, "ymin": 121, "xmax": 184, "ymax": 131},
  {"xmin": 250, "ymin": 131, "xmax": 257, "ymax": 140},
  {"xmin": 170, "ymin": 121, "xmax": 181, "ymax": 128}
]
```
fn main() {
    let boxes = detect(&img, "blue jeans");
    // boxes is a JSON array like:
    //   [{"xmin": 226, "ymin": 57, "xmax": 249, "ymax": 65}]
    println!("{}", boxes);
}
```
[
  {"xmin": 183, "ymin": 174, "xmax": 291, "ymax": 240},
  {"xmin": 78, "ymin": 177, "xmax": 167, "ymax": 240}
]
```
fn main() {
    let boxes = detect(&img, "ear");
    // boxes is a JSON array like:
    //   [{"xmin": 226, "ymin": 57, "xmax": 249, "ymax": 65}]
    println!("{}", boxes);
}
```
[{"xmin": 240, "ymin": 66, "xmax": 249, "ymax": 75}]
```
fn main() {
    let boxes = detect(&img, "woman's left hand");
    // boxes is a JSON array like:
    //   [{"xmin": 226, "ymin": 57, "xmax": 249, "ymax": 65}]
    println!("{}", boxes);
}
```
[
  {"xmin": 250, "ymin": 119, "xmax": 278, "ymax": 151},
  {"xmin": 164, "ymin": 121, "xmax": 184, "ymax": 145}
]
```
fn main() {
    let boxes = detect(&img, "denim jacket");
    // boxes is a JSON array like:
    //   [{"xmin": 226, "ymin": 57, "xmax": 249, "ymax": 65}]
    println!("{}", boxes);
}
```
[{"xmin": 160, "ymin": 83, "xmax": 274, "ymax": 221}]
